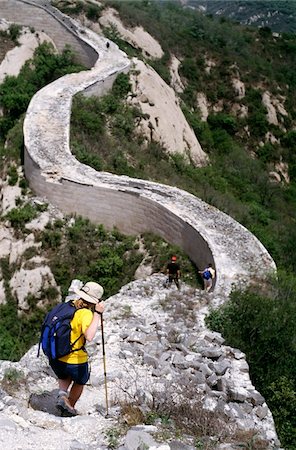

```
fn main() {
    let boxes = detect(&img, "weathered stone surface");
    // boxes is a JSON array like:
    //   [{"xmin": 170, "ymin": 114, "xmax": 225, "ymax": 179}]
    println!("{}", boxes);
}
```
[
  {"xmin": 213, "ymin": 360, "xmax": 231, "ymax": 376},
  {"xmin": 0, "ymin": 276, "xmax": 281, "ymax": 449},
  {"xmin": 228, "ymin": 387, "xmax": 249, "ymax": 403},
  {"xmin": 29, "ymin": 390, "xmax": 62, "ymax": 416},
  {"xmin": 248, "ymin": 390, "xmax": 265, "ymax": 406},
  {"xmin": 0, "ymin": 2, "xmax": 281, "ymax": 449},
  {"xmin": 199, "ymin": 347, "xmax": 223, "ymax": 359}
]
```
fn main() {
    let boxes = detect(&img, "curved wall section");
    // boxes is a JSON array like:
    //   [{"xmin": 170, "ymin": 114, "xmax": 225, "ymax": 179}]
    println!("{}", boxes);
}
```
[{"xmin": 3, "ymin": 0, "xmax": 276, "ymax": 297}]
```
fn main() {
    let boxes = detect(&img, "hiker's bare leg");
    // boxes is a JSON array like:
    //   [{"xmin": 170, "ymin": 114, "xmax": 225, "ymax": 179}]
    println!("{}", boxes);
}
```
[
  {"xmin": 57, "ymin": 378, "xmax": 77, "ymax": 414},
  {"xmin": 68, "ymin": 383, "xmax": 84, "ymax": 407},
  {"xmin": 206, "ymin": 280, "xmax": 212, "ymax": 292},
  {"xmin": 58, "ymin": 377, "xmax": 72, "ymax": 392}
]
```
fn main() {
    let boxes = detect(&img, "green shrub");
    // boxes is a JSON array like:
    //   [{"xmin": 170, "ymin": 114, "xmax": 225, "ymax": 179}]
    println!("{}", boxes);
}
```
[
  {"xmin": 5, "ymin": 204, "xmax": 38, "ymax": 229},
  {"xmin": 112, "ymin": 73, "xmax": 131, "ymax": 99},
  {"xmin": 149, "ymin": 55, "xmax": 171, "ymax": 85},
  {"xmin": 208, "ymin": 113, "xmax": 237, "ymax": 135},
  {"xmin": 206, "ymin": 275, "xmax": 296, "ymax": 387},
  {"xmin": 206, "ymin": 274, "xmax": 296, "ymax": 448},
  {"xmin": 52, "ymin": 0, "xmax": 84, "ymax": 15},
  {"xmin": 7, "ymin": 165, "xmax": 18, "ymax": 185},
  {"xmin": 41, "ymin": 229, "xmax": 62, "ymax": 249},
  {"xmin": 282, "ymin": 130, "xmax": 296, "ymax": 148},
  {"xmin": 267, "ymin": 377, "xmax": 296, "ymax": 449},
  {"xmin": 8, "ymin": 24, "xmax": 21, "ymax": 42},
  {"xmin": 0, "ymin": 42, "xmax": 85, "ymax": 139},
  {"xmin": 86, "ymin": 3, "xmax": 102, "ymax": 21}
]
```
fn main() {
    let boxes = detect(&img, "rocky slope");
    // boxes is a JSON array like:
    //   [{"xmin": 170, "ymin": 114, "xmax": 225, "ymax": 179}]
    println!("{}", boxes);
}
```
[{"xmin": 0, "ymin": 276, "xmax": 281, "ymax": 449}]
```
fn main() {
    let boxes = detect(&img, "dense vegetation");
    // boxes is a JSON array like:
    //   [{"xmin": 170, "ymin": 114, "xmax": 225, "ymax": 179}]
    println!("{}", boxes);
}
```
[
  {"xmin": 188, "ymin": 1, "xmax": 296, "ymax": 34},
  {"xmin": 206, "ymin": 275, "xmax": 296, "ymax": 448}
]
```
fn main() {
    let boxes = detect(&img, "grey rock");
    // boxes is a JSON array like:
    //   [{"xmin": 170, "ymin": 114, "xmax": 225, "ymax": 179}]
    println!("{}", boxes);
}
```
[
  {"xmin": 240, "ymin": 401, "xmax": 253, "ymax": 414},
  {"xmin": 207, "ymin": 372, "xmax": 218, "ymax": 388},
  {"xmin": 247, "ymin": 390, "xmax": 265, "ymax": 406},
  {"xmin": 216, "ymin": 377, "xmax": 227, "ymax": 392},
  {"xmin": 171, "ymin": 353, "xmax": 189, "ymax": 369},
  {"xmin": 231, "ymin": 348, "xmax": 246, "ymax": 360},
  {"xmin": 126, "ymin": 331, "xmax": 147, "ymax": 344},
  {"xmin": 213, "ymin": 360, "xmax": 231, "ymax": 376},
  {"xmin": 119, "ymin": 350, "xmax": 134, "ymax": 359},
  {"xmin": 209, "ymin": 390, "xmax": 227, "ymax": 401},
  {"xmin": 199, "ymin": 363, "xmax": 213, "ymax": 377},
  {"xmin": 199, "ymin": 347, "xmax": 223, "ymax": 359},
  {"xmin": 169, "ymin": 441, "xmax": 195, "ymax": 450},
  {"xmin": 224, "ymin": 402, "xmax": 245, "ymax": 420},
  {"xmin": 69, "ymin": 440, "xmax": 86, "ymax": 450},
  {"xmin": 159, "ymin": 351, "xmax": 172, "ymax": 363},
  {"xmin": 0, "ymin": 416, "xmax": 17, "ymax": 431},
  {"xmin": 238, "ymin": 360, "xmax": 249, "ymax": 373},
  {"xmin": 194, "ymin": 371, "xmax": 206, "ymax": 385},
  {"xmin": 255, "ymin": 405, "xmax": 269, "ymax": 419},
  {"xmin": 228, "ymin": 387, "xmax": 249, "ymax": 403},
  {"xmin": 143, "ymin": 353, "xmax": 159, "ymax": 369},
  {"xmin": 124, "ymin": 429, "xmax": 158, "ymax": 450},
  {"xmin": 204, "ymin": 332, "xmax": 225, "ymax": 345},
  {"xmin": 29, "ymin": 390, "xmax": 62, "ymax": 417}
]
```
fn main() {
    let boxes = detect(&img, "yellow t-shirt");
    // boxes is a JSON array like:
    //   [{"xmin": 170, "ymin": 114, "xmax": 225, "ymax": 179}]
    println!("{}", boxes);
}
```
[{"xmin": 59, "ymin": 308, "xmax": 93, "ymax": 364}]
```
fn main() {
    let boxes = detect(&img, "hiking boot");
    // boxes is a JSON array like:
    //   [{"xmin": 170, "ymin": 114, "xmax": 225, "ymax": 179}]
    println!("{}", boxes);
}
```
[{"xmin": 56, "ymin": 395, "xmax": 77, "ymax": 417}]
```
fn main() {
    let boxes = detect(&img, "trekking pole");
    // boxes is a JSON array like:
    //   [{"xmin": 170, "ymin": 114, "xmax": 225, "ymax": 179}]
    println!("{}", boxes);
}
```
[{"xmin": 100, "ymin": 313, "xmax": 109, "ymax": 416}]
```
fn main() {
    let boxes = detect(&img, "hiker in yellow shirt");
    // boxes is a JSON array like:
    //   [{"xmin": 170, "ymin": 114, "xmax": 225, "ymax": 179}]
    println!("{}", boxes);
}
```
[{"xmin": 49, "ymin": 282, "xmax": 104, "ymax": 417}]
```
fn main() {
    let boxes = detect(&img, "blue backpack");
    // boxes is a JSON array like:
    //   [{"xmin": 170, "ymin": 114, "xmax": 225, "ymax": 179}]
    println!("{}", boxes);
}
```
[
  {"xmin": 38, "ymin": 302, "xmax": 84, "ymax": 360},
  {"xmin": 203, "ymin": 269, "xmax": 212, "ymax": 280}
]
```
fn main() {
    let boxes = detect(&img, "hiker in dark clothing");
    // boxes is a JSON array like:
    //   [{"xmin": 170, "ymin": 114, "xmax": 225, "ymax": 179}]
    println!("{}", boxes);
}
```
[
  {"xmin": 166, "ymin": 255, "xmax": 181, "ymax": 290},
  {"xmin": 199, "ymin": 263, "xmax": 215, "ymax": 292}
]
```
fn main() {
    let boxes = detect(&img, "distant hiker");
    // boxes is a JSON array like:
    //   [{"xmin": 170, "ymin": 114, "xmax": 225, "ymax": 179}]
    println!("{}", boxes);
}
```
[
  {"xmin": 41, "ymin": 281, "xmax": 104, "ymax": 417},
  {"xmin": 165, "ymin": 255, "xmax": 181, "ymax": 290},
  {"xmin": 199, "ymin": 263, "xmax": 215, "ymax": 292}
]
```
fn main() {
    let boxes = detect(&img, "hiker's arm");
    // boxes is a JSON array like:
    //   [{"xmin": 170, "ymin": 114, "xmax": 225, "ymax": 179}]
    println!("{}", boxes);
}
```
[{"xmin": 84, "ymin": 303, "xmax": 104, "ymax": 342}]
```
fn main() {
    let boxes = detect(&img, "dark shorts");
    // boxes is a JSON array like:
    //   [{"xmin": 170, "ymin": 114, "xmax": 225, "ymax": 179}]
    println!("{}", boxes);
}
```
[{"xmin": 49, "ymin": 359, "xmax": 90, "ymax": 385}]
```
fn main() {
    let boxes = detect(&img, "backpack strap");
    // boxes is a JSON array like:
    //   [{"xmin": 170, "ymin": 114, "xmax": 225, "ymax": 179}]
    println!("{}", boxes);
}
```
[
  {"xmin": 69, "ymin": 333, "xmax": 86, "ymax": 353},
  {"xmin": 68, "ymin": 306, "xmax": 88, "ymax": 354}
]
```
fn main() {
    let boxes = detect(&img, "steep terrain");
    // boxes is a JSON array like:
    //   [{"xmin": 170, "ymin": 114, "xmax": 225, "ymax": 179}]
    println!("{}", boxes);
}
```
[
  {"xmin": 186, "ymin": 0, "xmax": 296, "ymax": 33},
  {"xmin": 0, "ymin": 276, "xmax": 280, "ymax": 449},
  {"xmin": 1, "ymin": 0, "xmax": 296, "ymax": 448}
]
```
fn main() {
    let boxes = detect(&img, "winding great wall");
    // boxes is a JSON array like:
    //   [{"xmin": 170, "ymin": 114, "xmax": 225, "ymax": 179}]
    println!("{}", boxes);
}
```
[
  {"xmin": 0, "ymin": 2, "xmax": 284, "ymax": 447},
  {"xmin": 1, "ymin": 0, "xmax": 276, "ymax": 298}
]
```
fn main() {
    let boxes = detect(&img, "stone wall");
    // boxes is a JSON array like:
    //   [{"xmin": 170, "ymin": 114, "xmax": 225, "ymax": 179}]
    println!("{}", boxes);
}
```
[
  {"xmin": 0, "ymin": 3, "xmax": 281, "ymax": 446},
  {"xmin": 1, "ymin": 0, "xmax": 277, "ymax": 297},
  {"xmin": 0, "ymin": 0, "xmax": 97, "ymax": 67}
]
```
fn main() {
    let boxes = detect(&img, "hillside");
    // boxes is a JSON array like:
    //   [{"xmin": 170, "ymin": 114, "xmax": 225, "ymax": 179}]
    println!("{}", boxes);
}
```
[
  {"xmin": 185, "ymin": 0, "xmax": 296, "ymax": 33},
  {"xmin": 1, "ymin": 1, "xmax": 296, "ymax": 448},
  {"xmin": 65, "ymin": 0, "xmax": 296, "ymax": 273}
]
